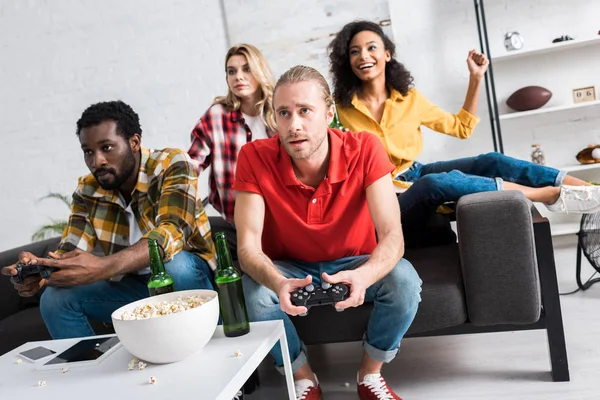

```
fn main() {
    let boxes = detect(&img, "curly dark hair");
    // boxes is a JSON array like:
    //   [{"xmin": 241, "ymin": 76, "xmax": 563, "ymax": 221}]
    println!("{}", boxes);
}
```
[
  {"xmin": 328, "ymin": 20, "xmax": 414, "ymax": 107},
  {"xmin": 76, "ymin": 100, "xmax": 142, "ymax": 140}
]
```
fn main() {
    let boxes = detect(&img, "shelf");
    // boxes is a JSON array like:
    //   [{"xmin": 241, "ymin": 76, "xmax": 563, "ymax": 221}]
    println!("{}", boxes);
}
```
[
  {"xmin": 561, "ymin": 163, "xmax": 600, "ymax": 173},
  {"xmin": 499, "ymin": 99, "xmax": 600, "ymax": 121},
  {"xmin": 551, "ymin": 222, "xmax": 580, "ymax": 237},
  {"xmin": 492, "ymin": 36, "xmax": 600, "ymax": 63}
]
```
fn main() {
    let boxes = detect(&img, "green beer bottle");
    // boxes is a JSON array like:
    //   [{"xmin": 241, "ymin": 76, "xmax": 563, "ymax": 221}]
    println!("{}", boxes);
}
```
[
  {"xmin": 214, "ymin": 232, "xmax": 250, "ymax": 337},
  {"xmin": 329, "ymin": 101, "xmax": 345, "ymax": 131},
  {"xmin": 147, "ymin": 239, "xmax": 175, "ymax": 296}
]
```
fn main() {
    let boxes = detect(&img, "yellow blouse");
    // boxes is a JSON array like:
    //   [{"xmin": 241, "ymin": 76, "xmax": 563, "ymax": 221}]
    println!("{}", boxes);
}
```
[{"xmin": 337, "ymin": 88, "xmax": 480, "ymax": 175}]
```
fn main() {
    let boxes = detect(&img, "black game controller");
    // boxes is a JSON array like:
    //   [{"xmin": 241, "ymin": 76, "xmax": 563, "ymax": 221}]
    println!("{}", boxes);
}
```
[
  {"xmin": 290, "ymin": 281, "xmax": 350, "ymax": 316},
  {"xmin": 11, "ymin": 263, "xmax": 59, "ymax": 283}
]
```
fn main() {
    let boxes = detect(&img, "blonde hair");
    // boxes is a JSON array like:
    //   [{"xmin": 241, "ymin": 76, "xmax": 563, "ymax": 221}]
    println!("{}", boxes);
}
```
[
  {"xmin": 274, "ymin": 65, "xmax": 333, "ymax": 107},
  {"xmin": 214, "ymin": 44, "xmax": 276, "ymax": 131}
]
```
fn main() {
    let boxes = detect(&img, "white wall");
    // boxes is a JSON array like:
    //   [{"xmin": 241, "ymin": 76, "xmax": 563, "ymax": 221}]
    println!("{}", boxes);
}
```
[
  {"xmin": 390, "ymin": 0, "xmax": 600, "ymax": 166},
  {"xmin": 0, "ymin": 0, "xmax": 229, "ymax": 251},
  {"xmin": 2, "ymin": 0, "xmax": 599, "ymax": 251},
  {"xmin": 223, "ymin": 0, "xmax": 392, "ymax": 82}
]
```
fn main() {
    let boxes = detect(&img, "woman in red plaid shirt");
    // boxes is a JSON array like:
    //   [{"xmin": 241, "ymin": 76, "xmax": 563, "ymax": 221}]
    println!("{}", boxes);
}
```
[{"xmin": 188, "ymin": 44, "xmax": 276, "ymax": 257}]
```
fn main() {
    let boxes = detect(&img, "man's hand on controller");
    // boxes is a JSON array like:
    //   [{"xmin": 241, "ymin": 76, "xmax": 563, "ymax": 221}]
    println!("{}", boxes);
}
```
[
  {"xmin": 277, "ymin": 275, "xmax": 313, "ymax": 316},
  {"xmin": 322, "ymin": 268, "xmax": 374, "ymax": 310},
  {"xmin": 37, "ymin": 249, "xmax": 106, "ymax": 287},
  {"xmin": 1, "ymin": 251, "xmax": 51, "ymax": 297}
]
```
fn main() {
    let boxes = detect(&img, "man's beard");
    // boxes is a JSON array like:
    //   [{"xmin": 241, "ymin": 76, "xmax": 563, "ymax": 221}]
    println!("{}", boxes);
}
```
[
  {"xmin": 286, "ymin": 132, "xmax": 328, "ymax": 161},
  {"xmin": 94, "ymin": 149, "xmax": 136, "ymax": 190}
]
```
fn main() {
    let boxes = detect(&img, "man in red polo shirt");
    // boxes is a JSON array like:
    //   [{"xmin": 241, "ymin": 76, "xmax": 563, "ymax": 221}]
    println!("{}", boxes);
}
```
[{"xmin": 233, "ymin": 65, "xmax": 422, "ymax": 400}]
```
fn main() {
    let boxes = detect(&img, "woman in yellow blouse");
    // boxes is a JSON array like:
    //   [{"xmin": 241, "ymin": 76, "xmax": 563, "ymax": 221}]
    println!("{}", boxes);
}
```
[{"xmin": 328, "ymin": 20, "xmax": 598, "ymax": 244}]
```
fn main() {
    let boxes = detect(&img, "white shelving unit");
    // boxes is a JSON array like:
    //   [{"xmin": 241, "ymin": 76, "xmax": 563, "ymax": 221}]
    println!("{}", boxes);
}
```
[
  {"xmin": 562, "ymin": 163, "xmax": 600, "ymax": 173},
  {"xmin": 550, "ymin": 222, "xmax": 581, "ymax": 237},
  {"xmin": 499, "ymin": 99, "xmax": 600, "ymax": 121},
  {"xmin": 489, "ymin": 34, "xmax": 600, "ymax": 236},
  {"xmin": 493, "ymin": 36, "xmax": 600, "ymax": 63}
]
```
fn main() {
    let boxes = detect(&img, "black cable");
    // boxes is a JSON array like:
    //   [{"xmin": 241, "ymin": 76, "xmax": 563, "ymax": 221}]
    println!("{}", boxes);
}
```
[{"xmin": 560, "ymin": 271, "xmax": 599, "ymax": 295}]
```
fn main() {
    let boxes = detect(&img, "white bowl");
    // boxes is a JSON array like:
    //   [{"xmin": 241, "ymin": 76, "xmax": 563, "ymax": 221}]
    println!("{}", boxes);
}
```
[{"xmin": 111, "ymin": 289, "xmax": 219, "ymax": 364}]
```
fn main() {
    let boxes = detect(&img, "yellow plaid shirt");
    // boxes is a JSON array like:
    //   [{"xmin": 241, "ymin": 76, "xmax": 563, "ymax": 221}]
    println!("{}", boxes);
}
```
[{"xmin": 57, "ymin": 146, "xmax": 217, "ymax": 270}]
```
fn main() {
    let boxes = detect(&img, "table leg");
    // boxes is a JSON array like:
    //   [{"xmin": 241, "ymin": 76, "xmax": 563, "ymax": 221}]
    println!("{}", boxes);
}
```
[{"xmin": 279, "ymin": 330, "xmax": 296, "ymax": 399}]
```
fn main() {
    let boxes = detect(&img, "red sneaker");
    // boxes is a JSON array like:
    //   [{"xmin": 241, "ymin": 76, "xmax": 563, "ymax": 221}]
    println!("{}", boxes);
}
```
[
  {"xmin": 295, "ymin": 374, "xmax": 323, "ymax": 400},
  {"xmin": 357, "ymin": 373, "xmax": 403, "ymax": 400}
]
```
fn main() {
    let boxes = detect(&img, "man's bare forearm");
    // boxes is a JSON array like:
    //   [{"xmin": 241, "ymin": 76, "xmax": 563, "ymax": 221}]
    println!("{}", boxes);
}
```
[
  {"xmin": 358, "ymin": 230, "xmax": 404, "ymax": 285},
  {"xmin": 238, "ymin": 247, "xmax": 286, "ymax": 292},
  {"xmin": 104, "ymin": 239, "xmax": 152, "ymax": 276}
]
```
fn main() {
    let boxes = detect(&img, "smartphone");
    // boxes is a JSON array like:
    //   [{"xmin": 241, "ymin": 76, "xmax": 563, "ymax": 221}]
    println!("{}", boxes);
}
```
[{"xmin": 19, "ymin": 346, "xmax": 56, "ymax": 362}]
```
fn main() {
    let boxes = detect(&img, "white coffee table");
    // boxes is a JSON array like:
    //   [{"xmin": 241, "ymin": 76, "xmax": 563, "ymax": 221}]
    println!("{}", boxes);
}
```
[{"xmin": 0, "ymin": 320, "xmax": 295, "ymax": 400}]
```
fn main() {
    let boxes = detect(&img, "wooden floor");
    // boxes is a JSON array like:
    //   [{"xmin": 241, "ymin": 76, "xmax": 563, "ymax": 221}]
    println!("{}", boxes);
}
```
[{"xmin": 248, "ymin": 235, "xmax": 600, "ymax": 399}]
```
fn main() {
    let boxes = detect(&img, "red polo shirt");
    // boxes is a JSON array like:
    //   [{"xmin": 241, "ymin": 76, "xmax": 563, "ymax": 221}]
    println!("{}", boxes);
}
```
[{"xmin": 233, "ymin": 128, "xmax": 394, "ymax": 262}]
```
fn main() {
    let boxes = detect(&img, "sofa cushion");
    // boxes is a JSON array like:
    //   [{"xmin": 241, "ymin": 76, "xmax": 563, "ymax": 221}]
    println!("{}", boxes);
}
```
[
  {"xmin": 0, "ymin": 307, "xmax": 50, "ymax": 355},
  {"xmin": 403, "ymin": 212, "xmax": 457, "ymax": 249},
  {"xmin": 0, "ymin": 237, "xmax": 61, "ymax": 321},
  {"xmin": 0, "ymin": 305, "xmax": 116, "ymax": 356},
  {"xmin": 406, "ymin": 244, "xmax": 467, "ymax": 333},
  {"xmin": 291, "ymin": 244, "xmax": 467, "ymax": 344}
]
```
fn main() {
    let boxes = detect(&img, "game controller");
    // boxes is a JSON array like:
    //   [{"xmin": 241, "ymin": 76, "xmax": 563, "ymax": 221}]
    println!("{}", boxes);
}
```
[
  {"xmin": 11, "ymin": 263, "xmax": 59, "ymax": 283},
  {"xmin": 290, "ymin": 281, "xmax": 350, "ymax": 316}
]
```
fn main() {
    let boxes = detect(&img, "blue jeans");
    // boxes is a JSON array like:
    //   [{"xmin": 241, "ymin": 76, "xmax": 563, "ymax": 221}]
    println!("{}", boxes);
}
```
[
  {"xmin": 397, "ymin": 152, "xmax": 566, "ymax": 229},
  {"xmin": 40, "ymin": 251, "xmax": 214, "ymax": 339},
  {"xmin": 242, "ymin": 256, "xmax": 422, "ymax": 373}
]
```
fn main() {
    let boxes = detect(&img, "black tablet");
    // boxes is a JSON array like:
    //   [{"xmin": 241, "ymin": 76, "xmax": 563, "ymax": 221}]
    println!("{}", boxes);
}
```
[{"xmin": 39, "ymin": 336, "xmax": 121, "ymax": 369}]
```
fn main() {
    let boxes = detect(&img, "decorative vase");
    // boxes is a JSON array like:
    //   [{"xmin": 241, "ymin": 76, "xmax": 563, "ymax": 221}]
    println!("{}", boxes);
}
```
[{"xmin": 531, "ymin": 144, "xmax": 545, "ymax": 166}]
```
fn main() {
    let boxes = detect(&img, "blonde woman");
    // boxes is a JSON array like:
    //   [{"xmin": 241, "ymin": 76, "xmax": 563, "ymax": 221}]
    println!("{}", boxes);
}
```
[{"xmin": 188, "ymin": 44, "xmax": 276, "ymax": 256}]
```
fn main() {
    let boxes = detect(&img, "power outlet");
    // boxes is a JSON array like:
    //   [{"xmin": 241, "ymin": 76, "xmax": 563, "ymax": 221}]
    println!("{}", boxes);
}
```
[{"xmin": 572, "ymin": 86, "xmax": 596, "ymax": 104}]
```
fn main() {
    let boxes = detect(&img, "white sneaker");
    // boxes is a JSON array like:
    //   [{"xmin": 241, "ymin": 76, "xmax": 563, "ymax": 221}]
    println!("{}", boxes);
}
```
[
  {"xmin": 294, "ymin": 374, "xmax": 322, "ymax": 400},
  {"xmin": 232, "ymin": 389, "xmax": 243, "ymax": 400},
  {"xmin": 357, "ymin": 372, "xmax": 402, "ymax": 399},
  {"xmin": 545, "ymin": 185, "xmax": 600, "ymax": 214}
]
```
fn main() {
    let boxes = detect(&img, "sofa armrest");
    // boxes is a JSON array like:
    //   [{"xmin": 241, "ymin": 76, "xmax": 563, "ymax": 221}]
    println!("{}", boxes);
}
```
[
  {"xmin": 456, "ymin": 191, "xmax": 541, "ymax": 326},
  {"xmin": 0, "ymin": 237, "xmax": 61, "ymax": 321}
]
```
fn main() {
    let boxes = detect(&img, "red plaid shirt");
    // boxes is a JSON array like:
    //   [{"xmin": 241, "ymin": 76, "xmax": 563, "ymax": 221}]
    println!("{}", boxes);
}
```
[{"xmin": 188, "ymin": 103, "xmax": 275, "ymax": 223}]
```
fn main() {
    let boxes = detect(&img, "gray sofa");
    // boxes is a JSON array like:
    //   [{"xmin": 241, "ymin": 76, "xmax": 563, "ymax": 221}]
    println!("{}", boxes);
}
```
[
  {"xmin": 0, "ymin": 191, "xmax": 568, "ymax": 381},
  {"xmin": 0, "ymin": 238, "xmax": 55, "ymax": 355},
  {"xmin": 0, "ymin": 238, "xmax": 113, "ymax": 355},
  {"xmin": 290, "ymin": 191, "xmax": 569, "ymax": 382}
]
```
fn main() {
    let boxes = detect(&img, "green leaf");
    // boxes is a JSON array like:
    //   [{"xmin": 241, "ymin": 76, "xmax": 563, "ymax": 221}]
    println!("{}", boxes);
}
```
[
  {"xmin": 31, "ymin": 220, "xmax": 68, "ymax": 242},
  {"xmin": 31, "ymin": 192, "xmax": 72, "ymax": 243},
  {"xmin": 37, "ymin": 192, "xmax": 72, "ymax": 208}
]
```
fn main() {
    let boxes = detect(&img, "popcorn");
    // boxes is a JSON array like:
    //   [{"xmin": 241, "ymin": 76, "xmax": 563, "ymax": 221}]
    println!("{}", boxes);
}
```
[
  {"xmin": 233, "ymin": 350, "xmax": 243, "ymax": 357},
  {"xmin": 15, "ymin": 359, "xmax": 22, "ymax": 364},
  {"xmin": 138, "ymin": 361, "xmax": 147, "ymax": 370},
  {"xmin": 120, "ymin": 295, "xmax": 210, "ymax": 320},
  {"xmin": 149, "ymin": 376, "xmax": 157, "ymax": 384},
  {"xmin": 62, "ymin": 367, "xmax": 69, "ymax": 374},
  {"xmin": 344, "ymin": 382, "xmax": 350, "ymax": 388},
  {"xmin": 38, "ymin": 380, "xmax": 46, "ymax": 387},
  {"xmin": 128, "ymin": 357, "xmax": 140, "ymax": 371}
]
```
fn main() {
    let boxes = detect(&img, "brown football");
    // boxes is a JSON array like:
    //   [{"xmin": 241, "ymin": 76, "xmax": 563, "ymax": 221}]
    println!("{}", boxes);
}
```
[{"xmin": 506, "ymin": 86, "xmax": 552, "ymax": 112}]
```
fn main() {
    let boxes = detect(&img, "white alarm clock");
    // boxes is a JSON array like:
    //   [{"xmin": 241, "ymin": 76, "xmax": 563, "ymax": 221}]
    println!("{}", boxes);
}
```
[{"xmin": 504, "ymin": 32, "xmax": 524, "ymax": 51}]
